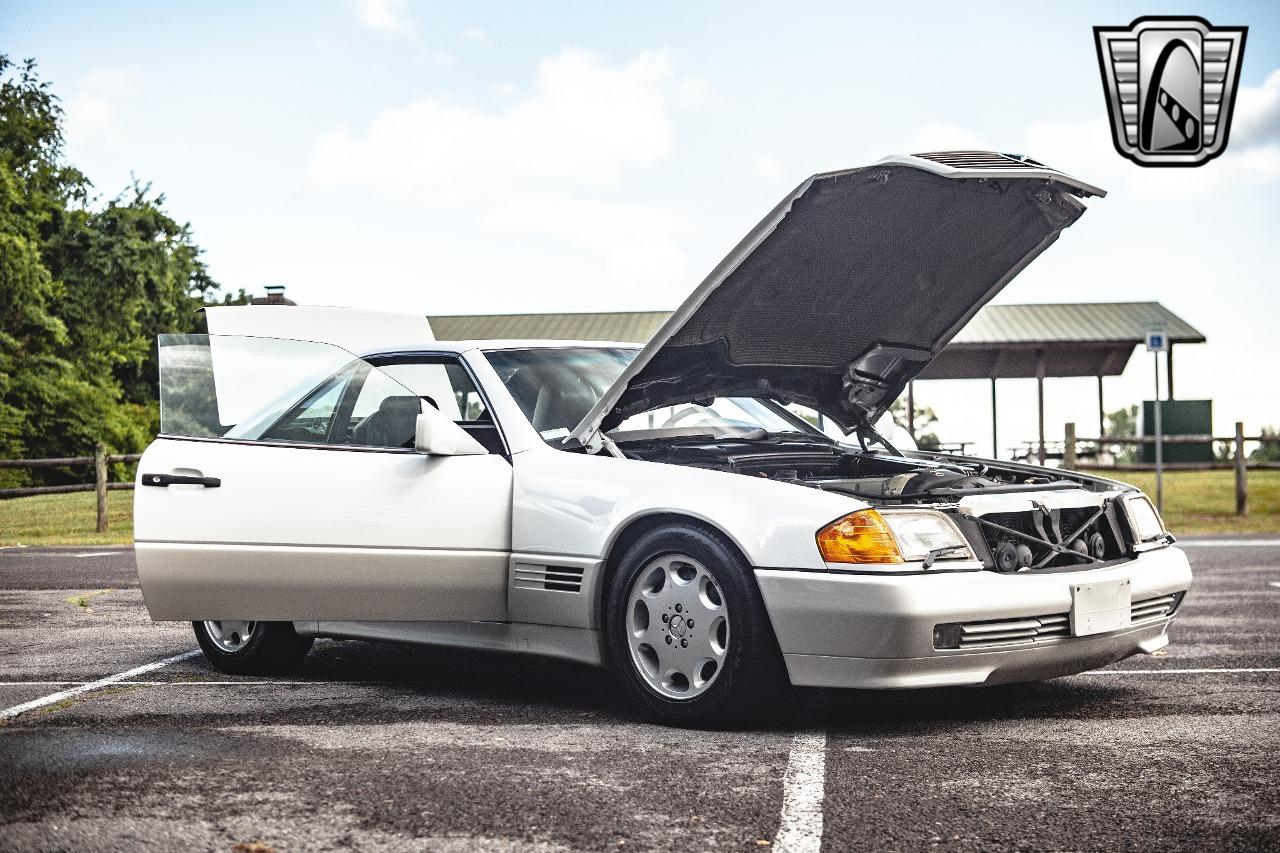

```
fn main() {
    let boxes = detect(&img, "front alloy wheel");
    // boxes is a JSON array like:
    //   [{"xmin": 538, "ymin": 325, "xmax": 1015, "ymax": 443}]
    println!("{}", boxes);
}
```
[
  {"xmin": 625, "ymin": 554, "xmax": 730, "ymax": 699},
  {"xmin": 606, "ymin": 523, "xmax": 788, "ymax": 727}
]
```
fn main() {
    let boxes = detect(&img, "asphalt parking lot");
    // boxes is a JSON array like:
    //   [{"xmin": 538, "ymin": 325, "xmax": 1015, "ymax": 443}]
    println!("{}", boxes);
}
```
[{"xmin": 1, "ymin": 542, "xmax": 1277, "ymax": 852}]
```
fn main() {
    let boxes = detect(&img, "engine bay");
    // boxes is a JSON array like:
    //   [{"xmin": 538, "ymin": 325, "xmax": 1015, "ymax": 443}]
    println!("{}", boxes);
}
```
[{"xmin": 616, "ymin": 432, "xmax": 1140, "ymax": 571}]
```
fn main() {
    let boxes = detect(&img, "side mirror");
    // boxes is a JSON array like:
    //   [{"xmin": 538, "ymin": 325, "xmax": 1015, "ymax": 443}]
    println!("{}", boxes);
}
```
[{"xmin": 414, "ymin": 400, "xmax": 487, "ymax": 456}]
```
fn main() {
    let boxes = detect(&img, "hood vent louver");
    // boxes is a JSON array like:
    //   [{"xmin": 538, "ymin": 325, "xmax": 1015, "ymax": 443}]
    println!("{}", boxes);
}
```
[{"xmin": 912, "ymin": 151, "xmax": 1049, "ymax": 170}]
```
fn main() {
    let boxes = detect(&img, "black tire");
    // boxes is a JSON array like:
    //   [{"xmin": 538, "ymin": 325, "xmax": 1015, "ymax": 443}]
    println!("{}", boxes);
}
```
[
  {"xmin": 605, "ymin": 523, "xmax": 790, "ymax": 728},
  {"xmin": 192, "ymin": 620, "xmax": 314, "ymax": 675}
]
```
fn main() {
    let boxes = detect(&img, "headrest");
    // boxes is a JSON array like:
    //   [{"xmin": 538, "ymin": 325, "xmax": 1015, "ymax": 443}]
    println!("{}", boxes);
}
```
[{"xmin": 379, "ymin": 395, "xmax": 425, "ymax": 415}]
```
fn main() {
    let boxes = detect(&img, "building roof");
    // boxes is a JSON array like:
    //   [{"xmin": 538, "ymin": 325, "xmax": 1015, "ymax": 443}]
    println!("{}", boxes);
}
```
[
  {"xmin": 429, "ymin": 311, "xmax": 667, "ymax": 344},
  {"xmin": 427, "ymin": 302, "xmax": 1205, "ymax": 380},
  {"xmin": 948, "ymin": 302, "xmax": 1204, "ymax": 346}
]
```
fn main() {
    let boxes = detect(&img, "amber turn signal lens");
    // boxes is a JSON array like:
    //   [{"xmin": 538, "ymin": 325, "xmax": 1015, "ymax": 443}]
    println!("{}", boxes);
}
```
[{"xmin": 816, "ymin": 509, "xmax": 905, "ymax": 564}]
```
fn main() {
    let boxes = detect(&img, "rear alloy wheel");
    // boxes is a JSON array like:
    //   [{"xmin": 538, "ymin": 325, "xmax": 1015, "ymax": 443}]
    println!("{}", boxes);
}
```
[
  {"xmin": 192, "ymin": 620, "xmax": 313, "ymax": 675},
  {"xmin": 606, "ymin": 524, "xmax": 788, "ymax": 727}
]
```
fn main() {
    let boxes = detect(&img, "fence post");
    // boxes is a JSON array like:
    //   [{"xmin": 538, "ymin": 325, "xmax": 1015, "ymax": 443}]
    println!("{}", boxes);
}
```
[
  {"xmin": 94, "ymin": 443, "xmax": 108, "ymax": 533},
  {"xmin": 1234, "ymin": 422, "xmax": 1248, "ymax": 517},
  {"xmin": 1062, "ymin": 422, "xmax": 1076, "ymax": 471}
]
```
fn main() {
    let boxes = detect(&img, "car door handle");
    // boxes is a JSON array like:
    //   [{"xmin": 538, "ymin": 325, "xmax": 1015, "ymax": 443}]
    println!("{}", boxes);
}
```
[{"xmin": 141, "ymin": 473, "xmax": 221, "ymax": 488}]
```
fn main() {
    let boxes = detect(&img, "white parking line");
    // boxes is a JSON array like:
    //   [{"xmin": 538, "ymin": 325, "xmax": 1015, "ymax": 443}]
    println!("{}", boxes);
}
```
[
  {"xmin": 1084, "ymin": 668, "xmax": 1280, "ymax": 674},
  {"xmin": 773, "ymin": 728, "xmax": 827, "ymax": 853},
  {"xmin": 0, "ymin": 650, "xmax": 200, "ymax": 721},
  {"xmin": 1179, "ymin": 540, "xmax": 1280, "ymax": 547},
  {"xmin": 1268, "ymin": 582, "xmax": 1280, "ymax": 589},
  {"xmin": 0, "ymin": 680, "xmax": 438, "ymax": 686},
  {"xmin": 72, "ymin": 551, "xmax": 122, "ymax": 558},
  {"xmin": 3, "ymin": 668, "xmax": 1277, "ymax": 692}
]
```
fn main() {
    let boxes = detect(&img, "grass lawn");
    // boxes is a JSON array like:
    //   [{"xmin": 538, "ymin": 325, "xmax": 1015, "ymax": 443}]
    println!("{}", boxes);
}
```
[
  {"xmin": 0, "ymin": 490, "xmax": 134, "ymax": 546},
  {"xmin": 0, "ymin": 470, "xmax": 1276, "ymax": 546},
  {"xmin": 1081, "ymin": 469, "xmax": 1280, "ymax": 536}
]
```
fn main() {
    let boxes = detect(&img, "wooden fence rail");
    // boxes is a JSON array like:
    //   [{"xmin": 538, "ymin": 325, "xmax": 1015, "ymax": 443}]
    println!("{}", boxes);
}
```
[
  {"xmin": 1062, "ymin": 422, "xmax": 1275, "ymax": 517},
  {"xmin": 0, "ymin": 445, "xmax": 142, "ymax": 533}
]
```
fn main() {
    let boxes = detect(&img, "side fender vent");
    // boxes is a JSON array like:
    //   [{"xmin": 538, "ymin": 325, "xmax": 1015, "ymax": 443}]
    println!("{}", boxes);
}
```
[{"xmin": 513, "ymin": 563, "xmax": 585, "ymax": 593}]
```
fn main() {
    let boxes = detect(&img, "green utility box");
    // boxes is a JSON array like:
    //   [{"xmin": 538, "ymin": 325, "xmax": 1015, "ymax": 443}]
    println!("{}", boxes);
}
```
[{"xmin": 1141, "ymin": 399, "xmax": 1213, "ymax": 463}]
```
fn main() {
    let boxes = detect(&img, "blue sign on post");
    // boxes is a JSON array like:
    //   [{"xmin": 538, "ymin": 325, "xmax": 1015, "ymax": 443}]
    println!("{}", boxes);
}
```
[{"xmin": 1146, "ymin": 324, "xmax": 1167, "ymax": 512}]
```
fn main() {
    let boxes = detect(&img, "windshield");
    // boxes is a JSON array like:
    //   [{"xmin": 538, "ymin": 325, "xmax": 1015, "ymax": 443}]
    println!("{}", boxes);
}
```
[{"xmin": 484, "ymin": 347, "xmax": 820, "ymax": 443}]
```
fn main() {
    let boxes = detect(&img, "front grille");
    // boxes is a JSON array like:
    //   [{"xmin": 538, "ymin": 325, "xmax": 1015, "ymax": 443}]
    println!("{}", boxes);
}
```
[
  {"xmin": 934, "ymin": 593, "xmax": 1184, "ymax": 650},
  {"xmin": 973, "ymin": 501, "xmax": 1126, "ymax": 570},
  {"xmin": 1131, "ymin": 592, "xmax": 1181, "ymax": 622},
  {"xmin": 912, "ymin": 151, "xmax": 1047, "ymax": 170},
  {"xmin": 946, "ymin": 613, "xmax": 1071, "ymax": 650}
]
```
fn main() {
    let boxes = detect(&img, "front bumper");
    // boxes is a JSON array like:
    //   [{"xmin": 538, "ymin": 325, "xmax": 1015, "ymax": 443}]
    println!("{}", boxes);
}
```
[{"xmin": 755, "ymin": 545, "xmax": 1192, "ymax": 689}]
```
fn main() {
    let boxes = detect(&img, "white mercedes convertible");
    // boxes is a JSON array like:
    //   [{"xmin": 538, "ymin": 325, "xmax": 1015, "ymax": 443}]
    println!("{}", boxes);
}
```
[{"xmin": 135, "ymin": 152, "xmax": 1191, "ymax": 726}]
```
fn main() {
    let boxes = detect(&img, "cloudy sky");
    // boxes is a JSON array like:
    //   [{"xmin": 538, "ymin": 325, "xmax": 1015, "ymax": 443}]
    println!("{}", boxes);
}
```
[{"xmin": 5, "ymin": 0, "xmax": 1279, "ymax": 452}]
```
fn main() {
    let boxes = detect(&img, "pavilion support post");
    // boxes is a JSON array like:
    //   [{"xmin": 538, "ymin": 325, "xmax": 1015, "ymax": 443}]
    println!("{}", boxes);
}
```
[
  {"xmin": 1097, "ymin": 375, "xmax": 1105, "ymax": 440},
  {"xmin": 1063, "ymin": 422, "xmax": 1076, "ymax": 470},
  {"xmin": 907, "ymin": 381, "xmax": 915, "ymax": 440},
  {"xmin": 1167, "ymin": 344, "xmax": 1174, "ymax": 400},
  {"xmin": 990, "ymin": 378, "xmax": 998, "ymax": 460},
  {"xmin": 1235, "ymin": 421, "xmax": 1248, "ymax": 517},
  {"xmin": 1036, "ymin": 352, "xmax": 1046, "ymax": 466}
]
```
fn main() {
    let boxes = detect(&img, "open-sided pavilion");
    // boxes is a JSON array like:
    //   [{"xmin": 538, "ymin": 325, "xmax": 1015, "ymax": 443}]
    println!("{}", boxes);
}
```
[{"xmin": 429, "ymin": 302, "xmax": 1205, "ymax": 461}]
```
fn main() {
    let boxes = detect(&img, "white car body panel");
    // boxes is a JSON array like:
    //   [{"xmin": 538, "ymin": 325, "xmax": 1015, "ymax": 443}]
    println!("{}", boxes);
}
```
[
  {"xmin": 510, "ymin": 446, "xmax": 861, "ymax": 570},
  {"xmin": 134, "ymin": 437, "xmax": 512, "ymax": 620},
  {"xmin": 758, "ymin": 544, "xmax": 1190, "ymax": 688}
]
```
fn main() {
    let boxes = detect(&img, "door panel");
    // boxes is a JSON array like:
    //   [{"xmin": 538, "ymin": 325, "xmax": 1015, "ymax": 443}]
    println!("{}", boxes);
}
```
[{"xmin": 134, "ymin": 438, "xmax": 512, "ymax": 620}]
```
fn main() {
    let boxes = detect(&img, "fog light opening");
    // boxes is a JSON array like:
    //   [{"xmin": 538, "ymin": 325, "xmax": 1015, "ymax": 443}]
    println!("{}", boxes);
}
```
[{"xmin": 934, "ymin": 623, "xmax": 963, "ymax": 650}]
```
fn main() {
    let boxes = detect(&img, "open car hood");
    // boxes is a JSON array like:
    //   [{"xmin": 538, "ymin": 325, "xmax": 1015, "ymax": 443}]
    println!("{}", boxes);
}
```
[{"xmin": 569, "ymin": 151, "xmax": 1104, "ymax": 448}]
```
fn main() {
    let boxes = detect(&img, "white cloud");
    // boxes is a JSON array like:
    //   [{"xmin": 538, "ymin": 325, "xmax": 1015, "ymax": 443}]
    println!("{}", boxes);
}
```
[
  {"xmin": 81, "ymin": 67, "xmax": 135, "ymax": 94},
  {"xmin": 310, "ymin": 48, "xmax": 700, "ymax": 196},
  {"xmin": 672, "ymin": 76, "xmax": 715, "ymax": 109},
  {"xmin": 63, "ymin": 67, "xmax": 138, "ymax": 141},
  {"xmin": 906, "ymin": 120, "xmax": 990, "ymax": 152},
  {"xmin": 459, "ymin": 27, "xmax": 489, "ymax": 45},
  {"xmin": 309, "ymin": 48, "xmax": 707, "ymax": 296},
  {"xmin": 487, "ymin": 193, "xmax": 688, "ymax": 290},
  {"xmin": 354, "ymin": 0, "xmax": 413, "ymax": 34},
  {"xmin": 1232, "ymin": 68, "xmax": 1280, "ymax": 148},
  {"xmin": 750, "ymin": 153, "xmax": 786, "ymax": 182}
]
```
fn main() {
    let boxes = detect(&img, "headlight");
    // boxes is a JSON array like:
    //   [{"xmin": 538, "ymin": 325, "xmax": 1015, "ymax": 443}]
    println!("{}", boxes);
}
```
[
  {"xmin": 817, "ymin": 508, "xmax": 973, "ymax": 566},
  {"xmin": 1123, "ymin": 494, "xmax": 1168, "ymax": 544},
  {"xmin": 880, "ymin": 510, "xmax": 974, "ymax": 562}
]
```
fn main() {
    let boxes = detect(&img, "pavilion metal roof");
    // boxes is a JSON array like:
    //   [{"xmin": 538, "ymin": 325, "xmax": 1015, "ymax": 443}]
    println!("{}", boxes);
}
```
[
  {"xmin": 948, "ymin": 302, "xmax": 1204, "ymax": 346},
  {"xmin": 428, "ymin": 301, "xmax": 1204, "ymax": 380}
]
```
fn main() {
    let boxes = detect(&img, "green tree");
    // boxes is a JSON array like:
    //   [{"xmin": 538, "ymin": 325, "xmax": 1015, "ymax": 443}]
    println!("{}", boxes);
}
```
[
  {"xmin": 889, "ymin": 396, "xmax": 940, "ymax": 450},
  {"xmin": 0, "ymin": 55, "xmax": 240, "ymax": 486},
  {"xmin": 1251, "ymin": 426, "xmax": 1280, "ymax": 463},
  {"xmin": 1104, "ymin": 404, "xmax": 1139, "ymax": 464}
]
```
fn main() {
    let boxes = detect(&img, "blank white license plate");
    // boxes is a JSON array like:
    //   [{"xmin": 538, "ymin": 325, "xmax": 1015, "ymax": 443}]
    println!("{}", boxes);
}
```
[{"xmin": 1070, "ymin": 578, "xmax": 1132, "ymax": 637}]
